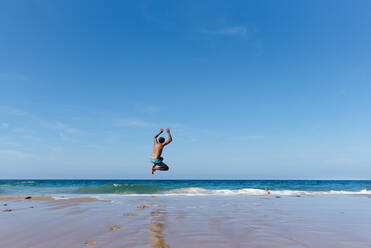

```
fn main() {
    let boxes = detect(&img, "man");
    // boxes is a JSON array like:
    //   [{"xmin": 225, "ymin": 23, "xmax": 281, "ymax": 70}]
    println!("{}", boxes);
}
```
[{"xmin": 150, "ymin": 128, "xmax": 172, "ymax": 174}]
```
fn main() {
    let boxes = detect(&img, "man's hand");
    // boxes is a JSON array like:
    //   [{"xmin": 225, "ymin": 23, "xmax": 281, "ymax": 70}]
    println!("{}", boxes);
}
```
[
  {"xmin": 163, "ymin": 128, "xmax": 172, "ymax": 145},
  {"xmin": 160, "ymin": 128, "xmax": 164, "ymax": 133}
]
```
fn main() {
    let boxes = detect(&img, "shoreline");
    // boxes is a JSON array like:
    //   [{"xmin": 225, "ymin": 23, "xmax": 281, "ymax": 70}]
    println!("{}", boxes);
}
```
[
  {"xmin": 0, "ymin": 195, "xmax": 99, "ymax": 201},
  {"xmin": 1, "ymin": 194, "xmax": 370, "ymax": 247},
  {"xmin": 0, "ymin": 195, "xmax": 54, "ymax": 200}
]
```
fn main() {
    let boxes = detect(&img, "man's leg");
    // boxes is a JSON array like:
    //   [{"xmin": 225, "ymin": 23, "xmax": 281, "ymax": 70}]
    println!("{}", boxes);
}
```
[
  {"xmin": 159, "ymin": 166, "xmax": 169, "ymax": 171},
  {"xmin": 152, "ymin": 167, "xmax": 169, "ymax": 172},
  {"xmin": 157, "ymin": 162, "xmax": 169, "ymax": 171},
  {"xmin": 152, "ymin": 162, "xmax": 169, "ymax": 173}
]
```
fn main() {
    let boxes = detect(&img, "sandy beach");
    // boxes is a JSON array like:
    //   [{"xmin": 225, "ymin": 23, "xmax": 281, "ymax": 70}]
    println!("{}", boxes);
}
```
[{"xmin": 1, "ymin": 194, "xmax": 370, "ymax": 248}]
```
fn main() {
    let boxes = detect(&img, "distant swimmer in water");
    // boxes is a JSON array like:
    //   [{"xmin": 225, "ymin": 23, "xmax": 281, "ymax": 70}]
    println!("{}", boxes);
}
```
[
  {"xmin": 265, "ymin": 188, "xmax": 271, "ymax": 195},
  {"xmin": 150, "ymin": 128, "xmax": 172, "ymax": 174}
]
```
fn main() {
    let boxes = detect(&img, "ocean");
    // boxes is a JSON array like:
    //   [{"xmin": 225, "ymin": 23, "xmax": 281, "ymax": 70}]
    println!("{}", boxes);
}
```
[{"xmin": 1, "ymin": 179, "xmax": 370, "ymax": 196}]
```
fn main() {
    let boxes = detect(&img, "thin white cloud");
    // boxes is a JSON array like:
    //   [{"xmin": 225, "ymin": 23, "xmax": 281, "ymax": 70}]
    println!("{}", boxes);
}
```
[
  {"xmin": 0, "ymin": 106, "xmax": 28, "ymax": 116},
  {"xmin": 0, "ymin": 149, "xmax": 34, "ymax": 159},
  {"xmin": 65, "ymin": 127, "xmax": 81, "ymax": 135},
  {"xmin": 58, "ymin": 132, "xmax": 79, "ymax": 143},
  {"xmin": 40, "ymin": 120, "xmax": 81, "ymax": 135},
  {"xmin": 1, "ymin": 107, "xmax": 78, "ymax": 133},
  {"xmin": 201, "ymin": 26, "xmax": 248, "ymax": 37},
  {"xmin": 0, "ymin": 138, "xmax": 21, "ymax": 147},
  {"xmin": 40, "ymin": 121, "xmax": 66, "ymax": 130}
]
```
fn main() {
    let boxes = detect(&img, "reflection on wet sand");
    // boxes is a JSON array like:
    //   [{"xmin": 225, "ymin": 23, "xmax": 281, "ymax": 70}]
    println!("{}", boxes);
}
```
[{"xmin": 149, "ymin": 209, "xmax": 170, "ymax": 248}]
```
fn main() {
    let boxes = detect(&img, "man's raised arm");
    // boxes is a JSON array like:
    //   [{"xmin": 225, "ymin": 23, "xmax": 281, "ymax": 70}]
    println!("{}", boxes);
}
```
[
  {"xmin": 164, "ymin": 128, "xmax": 173, "ymax": 145},
  {"xmin": 154, "ymin": 128, "xmax": 164, "ymax": 143}
]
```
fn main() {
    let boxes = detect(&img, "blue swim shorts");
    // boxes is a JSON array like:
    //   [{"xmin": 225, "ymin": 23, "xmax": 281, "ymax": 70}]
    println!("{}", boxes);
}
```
[{"xmin": 150, "ymin": 158, "xmax": 166, "ymax": 167}]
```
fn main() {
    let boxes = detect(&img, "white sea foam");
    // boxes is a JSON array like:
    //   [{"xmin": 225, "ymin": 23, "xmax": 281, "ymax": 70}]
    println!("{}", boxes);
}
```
[
  {"xmin": 18, "ymin": 181, "xmax": 35, "ymax": 184},
  {"xmin": 165, "ymin": 187, "xmax": 371, "ymax": 196},
  {"xmin": 51, "ymin": 196, "xmax": 69, "ymax": 200},
  {"xmin": 51, "ymin": 194, "xmax": 108, "ymax": 201}
]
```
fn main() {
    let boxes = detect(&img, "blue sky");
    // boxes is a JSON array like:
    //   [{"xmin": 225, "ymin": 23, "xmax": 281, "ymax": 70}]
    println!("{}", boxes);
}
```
[{"xmin": 1, "ymin": 0, "xmax": 371, "ymax": 179}]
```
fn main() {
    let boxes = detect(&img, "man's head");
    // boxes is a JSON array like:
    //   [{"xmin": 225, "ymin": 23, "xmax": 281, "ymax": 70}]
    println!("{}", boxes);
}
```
[{"xmin": 158, "ymin": 137, "xmax": 165, "ymax": 143}]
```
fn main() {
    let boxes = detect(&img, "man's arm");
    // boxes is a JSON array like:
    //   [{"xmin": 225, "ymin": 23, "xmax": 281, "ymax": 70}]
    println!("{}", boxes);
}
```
[
  {"xmin": 153, "ymin": 128, "xmax": 164, "ymax": 143},
  {"xmin": 163, "ymin": 128, "xmax": 173, "ymax": 145}
]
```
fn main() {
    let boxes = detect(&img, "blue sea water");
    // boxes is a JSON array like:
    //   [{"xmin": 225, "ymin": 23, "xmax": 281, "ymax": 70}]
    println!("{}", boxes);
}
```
[{"xmin": 0, "ymin": 180, "xmax": 370, "ymax": 196}]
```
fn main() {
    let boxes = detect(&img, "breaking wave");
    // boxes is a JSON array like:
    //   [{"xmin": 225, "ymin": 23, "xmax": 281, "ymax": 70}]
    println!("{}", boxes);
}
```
[
  {"xmin": 62, "ymin": 185, "xmax": 371, "ymax": 196},
  {"xmin": 1, "ymin": 180, "xmax": 370, "ymax": 196},
  {"xmin": 165, "ymin": 187, "xmax": 371, "ymax": 196}
]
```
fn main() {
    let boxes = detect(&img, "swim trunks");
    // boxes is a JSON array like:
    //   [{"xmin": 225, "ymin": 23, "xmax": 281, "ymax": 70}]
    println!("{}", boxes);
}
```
[{"xmin": 150, "ymin": 158, "xmax": 166, "ymax": 168}]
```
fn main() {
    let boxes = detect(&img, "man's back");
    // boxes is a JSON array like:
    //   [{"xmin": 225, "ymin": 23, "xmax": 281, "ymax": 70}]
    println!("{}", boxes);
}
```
[{"xmin": 151, "ymin": 142, "xmax": 165, "ymax": 158}]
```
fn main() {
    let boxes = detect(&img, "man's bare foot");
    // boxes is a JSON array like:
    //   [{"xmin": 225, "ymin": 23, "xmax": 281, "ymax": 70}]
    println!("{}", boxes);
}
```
[{"xmin": 152, "ymin": 165, "xmax": 156, "ymax": 174}]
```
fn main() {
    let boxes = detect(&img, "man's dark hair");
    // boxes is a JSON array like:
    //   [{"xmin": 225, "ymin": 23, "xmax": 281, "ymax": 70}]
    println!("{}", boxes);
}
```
[{"xmin": 158, "ymin": 137, "xmax": 165, "ymax": 143}]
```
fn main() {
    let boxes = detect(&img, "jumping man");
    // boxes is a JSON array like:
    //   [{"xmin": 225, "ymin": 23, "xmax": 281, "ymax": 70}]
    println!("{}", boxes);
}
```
[{"xmin": 150, "ymin": 128, "xmax": 172, "ymax": 174}]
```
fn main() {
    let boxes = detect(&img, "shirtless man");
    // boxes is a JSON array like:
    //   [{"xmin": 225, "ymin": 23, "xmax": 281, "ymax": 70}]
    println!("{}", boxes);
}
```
[{"xmin": 150, "ymin": 128, "xmax": 172, "ymax": 174}]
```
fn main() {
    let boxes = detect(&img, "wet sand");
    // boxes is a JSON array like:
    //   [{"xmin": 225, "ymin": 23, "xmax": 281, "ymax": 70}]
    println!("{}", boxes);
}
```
[
  {"xmin": 0, "ymin": 195, "xmax": 54, "ymax": 200},
  {"xmin": 0, "ymin": 194, "xmax": 370, "ymax": 247}
]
